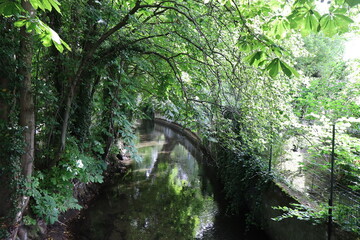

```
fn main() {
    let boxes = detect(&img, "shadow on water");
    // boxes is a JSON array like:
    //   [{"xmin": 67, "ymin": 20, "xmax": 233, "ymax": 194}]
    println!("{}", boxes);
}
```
[{"xmin": 70, "ymin": 120, "xmax": 270, "ymax": 240}]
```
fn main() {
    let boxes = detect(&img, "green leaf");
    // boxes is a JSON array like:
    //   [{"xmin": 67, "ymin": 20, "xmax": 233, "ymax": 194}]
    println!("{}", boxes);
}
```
[
  {"xmin": 280, "ymin": 61, "xmax": 292, "ymax": 77},
  {"xmin": 41, "ymin": 0, "xmax": 53, "ymax": 11},
  {"xmin": 345, "ymin": 0, "xmax": 360, "ymax": 7},
  {"xmin": 266, "ymin": 58, "xmax": 299, "ymax": 78},
  {"xmin": 60, "ymin": 39, "xmax": 71, "ymax": 51},
  {"xmin": 285, "ymin": 62, "xmax": 300, "ymax": 78},
  {"xmin": 29, "ymin": 0, "xmax": 61, "ymax": 12},
  {"xmin": 332, "ymin": 8, "xmax": 347, "ymax": 14},
  {"xmin": 319, "ymin": 15, "xmax": 336, "ymax": 36},
  {"xmin": 245, "ymin": 51, "xmax": 266, "ymax": 67},
  {"xmin": 29, "ymin": 0, "xmax": 41, "ymax": 10},
  {"xmin": 267, "ymin": 16, "xmax": 290, "ymax": 38},
  {"xmin": 279, "ymin": 60, "xmax": 299, "ymax": 78},
  {"xmin": 334, "ymin": 14, "xmax": 354, "ymax": 24},
  {"xmin": 47, "ymin": 0, "xmax": 62, "ymax": 11},
  {"xmin": 0, "ymin": 1, "xmax": 23, "ymax": 16},
  {"xmin": 308, "ymin": 12, "xmax": 319, "ymax": 30},
  {"xmin": 54, "ymin": 42, "xmax": 64, "ymax": 53},
  {"xmin": 266, "ymin": 58, "xmax": 280, "ymax": 78},
  {"xmin": 49, "ymin": 27, "xmax": 61, "ymax": 44},
  {"xmin": 288, "ymin": 7, "xmax": 320, "ymax": 36},
  {"xmin": 238, "ymin": 41, "xmax": 254, "ymax": 52},
  {"xmin": 49, "ymin": 0, "xmax": 61, "ymax": 13},
  {"xmin": 14, "ymin": 19, "xmax": 26, "ymax": 27},
  {"xmin": 335, "ymin": 0, "xmax": 346, "ymax": 4},
  {"xmin": 271, "ymin": 46, "xmax": 284, "ymax": 57},
  {"xmin": 319, "ymin": 13, "xmax": 353, "ymax": 36},
  {"xmin": 25, "ymin": 21, "xmax": 38, "ymax": 32}
]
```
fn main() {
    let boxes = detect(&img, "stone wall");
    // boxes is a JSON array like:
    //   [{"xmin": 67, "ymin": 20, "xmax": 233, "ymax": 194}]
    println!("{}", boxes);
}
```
[{"xmin": 154, "ymin": 118, "xmax": 359, "ymax": 240}]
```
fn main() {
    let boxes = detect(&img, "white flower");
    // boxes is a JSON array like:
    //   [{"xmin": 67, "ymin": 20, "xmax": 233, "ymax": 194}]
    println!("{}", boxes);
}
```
[{"xmin": 76, "ymin": 159, "xmax": 84, "ymax": 168}]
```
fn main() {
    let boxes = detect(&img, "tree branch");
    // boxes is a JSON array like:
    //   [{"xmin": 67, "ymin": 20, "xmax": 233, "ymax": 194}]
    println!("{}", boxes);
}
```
[{"xmin": 142, "ymin": 51, "xmax": 188, "ymax": 100}]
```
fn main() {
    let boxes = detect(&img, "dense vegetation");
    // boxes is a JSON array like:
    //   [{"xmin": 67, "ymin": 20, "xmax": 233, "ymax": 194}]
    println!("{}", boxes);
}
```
[{"xmin": 0, "ymin": 0, "xmax": 359, "ymax": 238}]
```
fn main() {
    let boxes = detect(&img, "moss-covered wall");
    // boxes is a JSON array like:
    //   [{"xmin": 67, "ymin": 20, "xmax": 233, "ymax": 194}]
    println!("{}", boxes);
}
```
[{"xmin": 154, "ymin": 118, "xmax": 359, "ymax": 240}]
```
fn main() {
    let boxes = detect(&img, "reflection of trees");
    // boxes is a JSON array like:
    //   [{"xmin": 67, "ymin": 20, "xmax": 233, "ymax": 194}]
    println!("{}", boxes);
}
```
[
  {"xmin": 118, "ymin": 123, "xmax": 207, "ymax": 239},
  {"xmin": 137, "ymin": 120, "xmax": 157, "ymax": 142},
  {"xmin": 72, "ymin": 161, "xmax": 205, "ymax": 240},
  {"xmin": 154, "ymin": 124, "xmax": 221, "ymax": 212},
  {"xmin": 155, "ymin": 124, "xmax": 204, "ymax": 161},
  {"xmin": 73, "ymin": 122, "xmax": 215, "ymax": 239},
  {"xmin": 103, "ymin": 160, "xmax": 204, "ymax": 240},
  {"xmin": 150, "ymin": 134, "xmax": 177, "ymax": 174}
]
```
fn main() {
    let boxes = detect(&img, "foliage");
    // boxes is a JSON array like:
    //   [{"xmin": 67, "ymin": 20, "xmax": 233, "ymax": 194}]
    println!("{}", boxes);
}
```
[
  {"xmin": 210, "ymin": 138, "xmax": 272, "ymax": 221},
  {"xmin": 293, "ymin": 34, "xmax": 354, "ymax": 120},
  {"xmin": 291, "ymin": 33, "xmax": 360, "ymax": 191},
  {"xmin": 0, "ymin": 122, "xmax": 24, "ymax": 235},
  {"xmin": 0, "ymin": 0, "xmax": 70, "ymax": 51},
  {"xmin": 269, "ymin": 32, "xmax": 360, "ymax": 234},
  {"xmin": 208, "ymin": 0, "xmax": 359, "ymax": 78},
  {"xmin": 302, "ymin": 119, "xmax": 360, "ymax": 190},
  {"xmin": 272, "ymin": 203, "xmax": 328, "ymax": 224},
  {"xmin": 273, "ymin": 203, "xmax": 360, "ymax": 233},
  {"xmin": 0, "ymin": 0, "xmax": 360, "ymax": 236},
  {"xmin": 25, "ymin": 141, "xmax": 106, "ymax": 224}
]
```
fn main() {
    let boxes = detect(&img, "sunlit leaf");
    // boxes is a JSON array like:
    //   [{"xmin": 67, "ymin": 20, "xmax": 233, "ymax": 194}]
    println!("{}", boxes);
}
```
[
  {"xmin": 319, "ymin": 13, "xmax": 354, "ymax": 36},
  {"xmin": 41, "ymin": 0, "xmax": 53, "ymax": 11},
  {"xmin": 49, "ymin": 28, "xmax": 61, "ymax": 44},
  {"xmin": 266, "ymin": 16, "xmax": 290, "ymax": 38},
  {"xmin": 335, "ymin": 0, "xmax": 346, "ymax": 4},
  {"xmin": 29, "ymin": 0, "xmax": 41, "ymax": 10},
  {"xmin": 332, "ymin": 8, "xmax": 347, "ymax": 14},
  {"xmin": 41, "ymin": 34, "xmax": 52, "ymax": 47},
  {"xmin": 14, "ymin": 19, "xmax": 26, "ymax": 27},
  {"xmin": 54, "ymin": 42, "xmax": 64, "ymax": 53},
  {"xmin": 335, "ymin": 14, "xmax": 354, "ymax": 24},
  {"xmin": 288, "ymin": 7, "xmax": 320, "ymax": 36}
]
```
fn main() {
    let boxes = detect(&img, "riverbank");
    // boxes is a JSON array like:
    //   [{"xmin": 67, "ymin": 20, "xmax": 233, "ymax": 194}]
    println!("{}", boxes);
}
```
[{"xmin": 42, "ymin": 155, "xmax": 131, "ymax": 239}]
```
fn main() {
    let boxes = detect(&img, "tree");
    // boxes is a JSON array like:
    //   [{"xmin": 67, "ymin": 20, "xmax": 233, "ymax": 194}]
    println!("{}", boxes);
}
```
[
  {"xmin": 0, "ymin": 0, "xmax": 67, "ymax": 237},
  {"xmin": 0, "ymin": 0, "xmax": 359, "ymax": 238},
  {"xmin": 15, "ymin": 1, "xmax": 36, "ymax": 236}
]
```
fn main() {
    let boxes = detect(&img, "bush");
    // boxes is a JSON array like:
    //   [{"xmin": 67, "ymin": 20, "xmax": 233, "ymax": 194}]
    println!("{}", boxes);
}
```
[{"xmin": 26, "ymin": 141, "xmax": 106, "ymax": 224}]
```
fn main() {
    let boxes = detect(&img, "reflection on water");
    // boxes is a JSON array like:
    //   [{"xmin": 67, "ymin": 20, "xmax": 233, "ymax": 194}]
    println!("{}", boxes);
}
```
[{"xmin": 71, "ymin": 121, "xmax": 269, "ymax": 240}]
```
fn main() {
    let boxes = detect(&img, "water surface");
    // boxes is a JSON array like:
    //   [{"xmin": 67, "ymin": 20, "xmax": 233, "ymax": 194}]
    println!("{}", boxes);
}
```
[{"xmin": 71, "ymin": 121, "xmax": 269, "ymax": 240}]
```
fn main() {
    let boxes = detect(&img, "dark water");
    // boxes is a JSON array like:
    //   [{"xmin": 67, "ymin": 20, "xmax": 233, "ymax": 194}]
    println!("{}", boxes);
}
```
[{"xmin": 71, "ymin": 121, "xmax": 269, "ymax": 240}]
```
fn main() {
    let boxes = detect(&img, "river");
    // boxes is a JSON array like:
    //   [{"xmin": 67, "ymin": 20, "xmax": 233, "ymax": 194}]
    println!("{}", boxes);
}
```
[{"xmin": 70, "ymin": 120, "xmax": 269, "ymax": 240}]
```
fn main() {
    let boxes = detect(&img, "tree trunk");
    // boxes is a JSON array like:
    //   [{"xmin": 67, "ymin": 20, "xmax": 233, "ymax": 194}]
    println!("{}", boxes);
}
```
[
  {"xmin": 11, "ymin": 1, "xmax": 36, "ymax": 238},
  {"xmin": 19, "ymin": 0, "xmax": 35, "ymax": 185}
]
